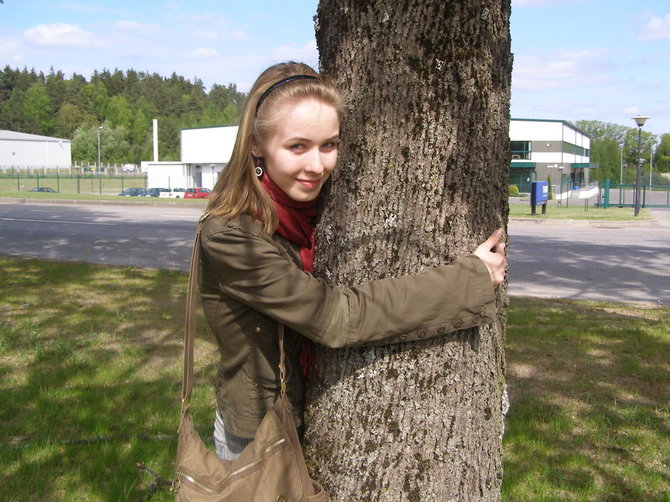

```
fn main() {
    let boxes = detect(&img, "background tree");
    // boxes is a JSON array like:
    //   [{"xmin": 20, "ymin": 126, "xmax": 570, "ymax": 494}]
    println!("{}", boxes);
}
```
[
  {"xmin": 654, "ymin": 133, "xmax": 670, "ymax": 174},
  {"xmin": 577, "ymin": 120, "xmax": 659, "ymax": 185},
  {"xmin": 45, "ymin": 68, "xmax": 67, "ymax": 110},
  {"xmin": 23, "ymin": 82, "xmax": 54, "ymax": 135},
  {"xmin": 0, "ymin": 66, "xmax": 247, "ymax": 164},
  {"xmin": 305, "ymin": 1, "xmax": 512, "ymax": 500},
  {"xmin": 1, "ymin": 87, "xmax": 26, "ymax": 131},
  {"xmin": 56, "ymin": 103, "xmax": 91, "ymax": 139}
]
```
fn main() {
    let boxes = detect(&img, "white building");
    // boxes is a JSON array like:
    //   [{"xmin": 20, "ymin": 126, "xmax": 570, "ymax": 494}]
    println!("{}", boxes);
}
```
[
  {"xmin": 145, "ymin": 119, "xmax": 596, "ymax": 194},
  {"xmin": 0, "ymin": 130, "xmax": 72, "ymax": 170},
  {"xmin": 143, "ymin": 125, "xmax": 238, "ymax": 189},
  {"xmin": 142, "ymin": 161, "xmax": 191, "ymax": 189},
  {"xmin": 509, "ymin": 119, "xmax": 596, "ymax": 193}
]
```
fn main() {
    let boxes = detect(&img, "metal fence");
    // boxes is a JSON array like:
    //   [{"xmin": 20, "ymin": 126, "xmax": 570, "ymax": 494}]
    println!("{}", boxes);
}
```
[
  {"xmin": 598, "ymin": 180, "xmax": 670, "ymax": 208},
  {"xmin": 0, "ymin": 171, "xmax": 148, "ymax": 196}
]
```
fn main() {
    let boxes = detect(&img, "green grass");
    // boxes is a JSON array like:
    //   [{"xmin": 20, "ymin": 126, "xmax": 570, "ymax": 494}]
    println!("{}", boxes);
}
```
[
  {"xmin": 508, "ymin": 203, "xmax": 653, "ymax": 221},
  {"xmin": 0, "ymin": 258, "xmax": 216, "ymax": 502},
  {"xmin": 0, "ymin": 174, "xmax": 148, "ymax": 196},
  {"xmin": 503, "ymin": 298, "xmax": 670, "ymax": 501},
  {"xmin": 1, "ymin": 258, "xmax": 668, "ymax": 500}
]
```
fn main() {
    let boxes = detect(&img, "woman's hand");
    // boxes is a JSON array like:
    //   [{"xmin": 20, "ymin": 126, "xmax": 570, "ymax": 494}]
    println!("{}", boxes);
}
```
[{"xmin": 473, "ymin": 229, "xmax": 507, "ymax": 287}]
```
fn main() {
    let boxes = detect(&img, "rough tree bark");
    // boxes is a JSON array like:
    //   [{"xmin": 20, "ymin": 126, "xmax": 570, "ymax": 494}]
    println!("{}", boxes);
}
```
[{"xmin": 304, "ymin": 1, "xmax": 512, "ymax": 501}]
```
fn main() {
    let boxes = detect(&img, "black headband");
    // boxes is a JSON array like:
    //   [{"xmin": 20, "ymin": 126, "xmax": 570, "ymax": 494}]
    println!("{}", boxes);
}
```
[{"xmin": 255, "ymin": 75, "xmax": 319, "ymax": 114}]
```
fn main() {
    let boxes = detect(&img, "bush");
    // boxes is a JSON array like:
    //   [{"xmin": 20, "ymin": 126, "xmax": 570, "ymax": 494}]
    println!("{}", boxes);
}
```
[{"xmin": 508, "ymin": 184, "xmax": 520, "ymax": 197}]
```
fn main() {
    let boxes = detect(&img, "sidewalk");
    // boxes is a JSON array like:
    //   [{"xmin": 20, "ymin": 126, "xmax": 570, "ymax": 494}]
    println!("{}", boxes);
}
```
[{"xmin": 649, "ymin": 208, "xmax": 670, "ymax": 227}]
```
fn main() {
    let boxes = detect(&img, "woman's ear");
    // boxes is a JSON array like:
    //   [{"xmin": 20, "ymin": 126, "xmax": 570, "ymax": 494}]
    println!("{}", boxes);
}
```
[{"xmin": 251, "ymin": 144, "xmax": 261, "ymax": 158}]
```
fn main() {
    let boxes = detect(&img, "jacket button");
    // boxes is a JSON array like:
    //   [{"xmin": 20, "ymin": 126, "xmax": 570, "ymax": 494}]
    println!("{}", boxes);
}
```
[
  {"xmin": 255, "ymin": 326, "xmax": 261, "ymax": 333},
  {"xmin": 437, "ymin": 326, "xmax": 446, "ymax": 334},
  {"xmin": 473, "ymin": 315, "xmax": 481, "ymax": 324},
  {"xmin": 418, "ymin": 330, "xmax": 427, "ymax": 338},
  {"xmin": 399, "ymin": 334, "xmax": 408, "ymax": 342},
  {"xmin": 454, "ymin": 320, "xmax": 463, "ymax": 329}
]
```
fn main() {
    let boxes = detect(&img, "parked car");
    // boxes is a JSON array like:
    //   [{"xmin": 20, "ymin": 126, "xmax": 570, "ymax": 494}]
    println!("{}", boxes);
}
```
[
  {"xmin": 158, "ymin": 188, "xmax": 187, "ymax": 199},
  {"xmin": 117, "ymin": 187, "xmax": 148, "ymax": 197},
  {"xmin": 29, "ymin": 187, "xmax": 56, "ymax": 192},
  {"xmin": 144, "ymin": 188, "xmax": 171, "ymax": 197},
  {"xmin": 184, "ymin": 187, "xmax": 211, "ymax": 199},
  {"xmin": 122, "ymin": 164, "xmax": 136, "ymax": 172}
]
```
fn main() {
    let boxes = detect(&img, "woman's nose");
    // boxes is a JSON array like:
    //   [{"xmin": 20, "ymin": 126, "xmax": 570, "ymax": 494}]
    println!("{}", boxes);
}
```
[{"xmin": 304, "ymin": 149, "xmax": 324, "ymax": 174}]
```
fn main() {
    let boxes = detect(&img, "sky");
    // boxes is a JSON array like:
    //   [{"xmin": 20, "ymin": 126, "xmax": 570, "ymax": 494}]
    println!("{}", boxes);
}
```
[{"xmin": 1, "ymin": 0, "xmax": 669, "ymax": 137}]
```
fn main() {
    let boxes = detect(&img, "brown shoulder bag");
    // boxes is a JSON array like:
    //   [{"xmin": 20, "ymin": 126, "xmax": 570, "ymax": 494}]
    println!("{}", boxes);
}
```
[{"xmin": 174, "ymin": 215, "xmax": 328, "ymax": 501}]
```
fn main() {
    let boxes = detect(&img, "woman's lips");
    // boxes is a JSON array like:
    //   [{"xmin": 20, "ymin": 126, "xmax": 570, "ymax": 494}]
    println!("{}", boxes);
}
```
[{"xmin": 296, "ymin": 179, "xmax": 321, "ymax": 188}]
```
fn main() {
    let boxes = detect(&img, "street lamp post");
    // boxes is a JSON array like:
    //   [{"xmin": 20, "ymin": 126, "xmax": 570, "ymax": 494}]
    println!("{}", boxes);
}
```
[
  {"xmin": 96, "ymin": 126, "xmax": 103, "ymax": 173},
  {"xmin": 649, "ymin": 141, "xmax": 654, "ymax": 188},
  {"xmin": 631, "ymin": 115, "xmax": 649, "ymax": 217}
]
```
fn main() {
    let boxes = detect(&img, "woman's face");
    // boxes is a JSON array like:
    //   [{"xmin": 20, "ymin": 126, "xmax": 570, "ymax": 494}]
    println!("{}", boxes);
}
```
[{"xmin": 258, "ymin": 98, "xmax": 339, "ymax": 202}]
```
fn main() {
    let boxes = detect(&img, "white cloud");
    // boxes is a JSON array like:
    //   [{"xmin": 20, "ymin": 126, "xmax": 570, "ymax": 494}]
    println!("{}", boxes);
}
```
[
  {"xmin": 0, "ymin": 40, "xmax": 22, "ymax": 63},
  {"xmin": 23, "ymin": 23, "xmax": 99, "ymax": 47},
  {"xmin": 231, "ymin": 28, "xmax": 250, "ymax": 41},
  {"xmin": 512, "ymin": 0, "xmax": 584, "ymax": 6},
  {"xmin": 113, "ymin": 20, "xmax": 161, "ymax": 34},
  {"xmin": 189, "ymin": 47, "xmax": 220, "ymax": 59},
  {"xmin": 638, "ymin": 14, "xmax": 670, "ymax": 40},
  {"xmin": 622, "ymin": 106, "xmax": 640, "ymax": 116},
  {"xmin": 270, "ymin": 40, "xmax": 318, "ymax": 65},
  {"xmin": 513, "ymin": 49, "xmax": 610, "ymax": 91}
]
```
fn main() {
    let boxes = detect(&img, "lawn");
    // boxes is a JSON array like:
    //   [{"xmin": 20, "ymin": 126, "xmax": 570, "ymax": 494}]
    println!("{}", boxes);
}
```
[
  {"xmin": 0, "ymin": 174, "xmax": 149, "ymax": 196},
  {"xmin": 0, "ymin": 258, "xmax": 668, "ymax": 501},
  {"xmin": 508, "ymin": 202, "xmax": 653, "ymax": 221},
  {"xmin": 504, "ymin": 298, "xmax": 669, "ymax": 501}
]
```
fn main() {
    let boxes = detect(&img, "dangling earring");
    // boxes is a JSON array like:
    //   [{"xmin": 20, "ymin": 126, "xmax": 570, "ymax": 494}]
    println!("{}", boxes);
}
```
[{"xmin": 255, "ymin": 164, "xmax": 264, "ymax": 178}]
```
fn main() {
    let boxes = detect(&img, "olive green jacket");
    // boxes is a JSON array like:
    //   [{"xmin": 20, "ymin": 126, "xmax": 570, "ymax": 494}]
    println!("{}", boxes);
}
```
[{"xmin": 198, "ymin": 213, "xmax": 497, "ymax": 438}]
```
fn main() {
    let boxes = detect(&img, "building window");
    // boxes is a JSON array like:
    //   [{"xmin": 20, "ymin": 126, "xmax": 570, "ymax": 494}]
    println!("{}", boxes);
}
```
[
  {"xmin": 510, "ymin": 140, "xmax": 531, "ymax": 160},
  {"xmin": 562, "ymin": 141, "xmax": 589, "ymax": 157}
]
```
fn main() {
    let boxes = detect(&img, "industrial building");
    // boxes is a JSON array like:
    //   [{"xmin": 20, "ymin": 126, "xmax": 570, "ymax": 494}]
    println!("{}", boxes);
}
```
[
  {"xmin": 509, "ymin": 119, "xmax": 596, "ymax": 194},
  {"xmin": 143, "ymin": 118, "xmax": 597, "ymax": 195},
  {"xmin": 143, "ymin": 125, "xmax": 238, "ymax": 189},
  {"xmin": 0, "ymin": 130, "xmax": 72, "ymax": 170}
]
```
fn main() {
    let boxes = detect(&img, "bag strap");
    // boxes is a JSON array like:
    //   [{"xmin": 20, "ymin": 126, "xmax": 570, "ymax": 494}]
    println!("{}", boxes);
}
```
[
  {"xmin": 181, "ymin": 213, "xmax": 288, "ymax": 413},
  {"xmin": 180, "ymin": 213, "xmax": 207, "ymax": 410}
]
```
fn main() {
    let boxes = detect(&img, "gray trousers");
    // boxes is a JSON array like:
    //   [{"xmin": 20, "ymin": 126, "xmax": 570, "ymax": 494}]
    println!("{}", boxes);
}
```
[{"xmin": 213, "ymin": 408, "xmax": 252, "ymax": 460}]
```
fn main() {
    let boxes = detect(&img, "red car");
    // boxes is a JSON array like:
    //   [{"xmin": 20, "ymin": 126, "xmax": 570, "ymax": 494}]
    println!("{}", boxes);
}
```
[{"xmin": 184, "ymin": 187, "xmax": 211, "ymax": 199}]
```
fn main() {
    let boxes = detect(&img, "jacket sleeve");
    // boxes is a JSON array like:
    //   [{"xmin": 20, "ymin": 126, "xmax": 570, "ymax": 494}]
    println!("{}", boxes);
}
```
[{"xmin": 202, "ymin": 223, "xmax": 497, "ymax": 349}]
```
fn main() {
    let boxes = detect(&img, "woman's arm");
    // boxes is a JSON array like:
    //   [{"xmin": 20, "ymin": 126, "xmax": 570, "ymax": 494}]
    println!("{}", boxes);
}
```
[{"xmin": 202, "ymin": 220, "xmax": 498, "ymax": 349}]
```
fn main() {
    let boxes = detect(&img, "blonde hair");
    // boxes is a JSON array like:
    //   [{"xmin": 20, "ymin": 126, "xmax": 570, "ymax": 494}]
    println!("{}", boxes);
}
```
[{"xmin": 206, "ymin": 62, "xmax": 343, "ymax": 234}]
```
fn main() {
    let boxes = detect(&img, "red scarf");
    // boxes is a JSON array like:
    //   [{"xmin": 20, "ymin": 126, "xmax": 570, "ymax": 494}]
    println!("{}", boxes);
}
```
[{"xmin": 260, "ymin": 174, "xmax": 317, "ymax": 380}]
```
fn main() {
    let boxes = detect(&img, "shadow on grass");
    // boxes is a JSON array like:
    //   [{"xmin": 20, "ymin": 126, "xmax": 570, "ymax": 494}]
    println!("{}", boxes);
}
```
[
  {"xmin": 0, "ymin": 257, "xmax": 217, "ymax": 502},
  {"xmin": 503, "ymin": 298, "xmax": 670, "ymax": 501}
]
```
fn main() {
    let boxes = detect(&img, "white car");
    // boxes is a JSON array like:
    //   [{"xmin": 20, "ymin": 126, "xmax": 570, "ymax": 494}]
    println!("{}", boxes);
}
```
[{"xmin": 159, "ymin": 188, "xmax": 187, "ymax": 198}]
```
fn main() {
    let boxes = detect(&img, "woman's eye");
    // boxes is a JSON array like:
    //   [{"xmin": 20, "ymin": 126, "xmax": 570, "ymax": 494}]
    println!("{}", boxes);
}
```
[{"xmin": 289, "ymin": 143, "xmax": 305, "ymax": 151}]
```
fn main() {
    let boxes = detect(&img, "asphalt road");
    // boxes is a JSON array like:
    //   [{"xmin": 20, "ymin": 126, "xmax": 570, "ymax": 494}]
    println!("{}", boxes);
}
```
[
  {"xmin": 0, "ymin": 200, "xmax": 203, "ymax": 270},
  {"xmin": 507, "ymin": 212, "xmax": 669, "ymax": 305},
  {"xmin": 1, "ymin": 200, "xmax": 668, "ymax": 305}
]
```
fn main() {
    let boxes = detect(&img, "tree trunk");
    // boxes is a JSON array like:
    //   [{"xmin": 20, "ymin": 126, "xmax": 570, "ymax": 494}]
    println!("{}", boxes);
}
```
[{"xmin": 305, "ymin": 1, "xmax": 512, "ymax": 501}]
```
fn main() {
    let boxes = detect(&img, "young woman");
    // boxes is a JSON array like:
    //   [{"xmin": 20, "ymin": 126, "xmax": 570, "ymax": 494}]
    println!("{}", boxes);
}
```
[{"xmin": 199, "ymin": 62, "xmax": 506, "ymax": 460}]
